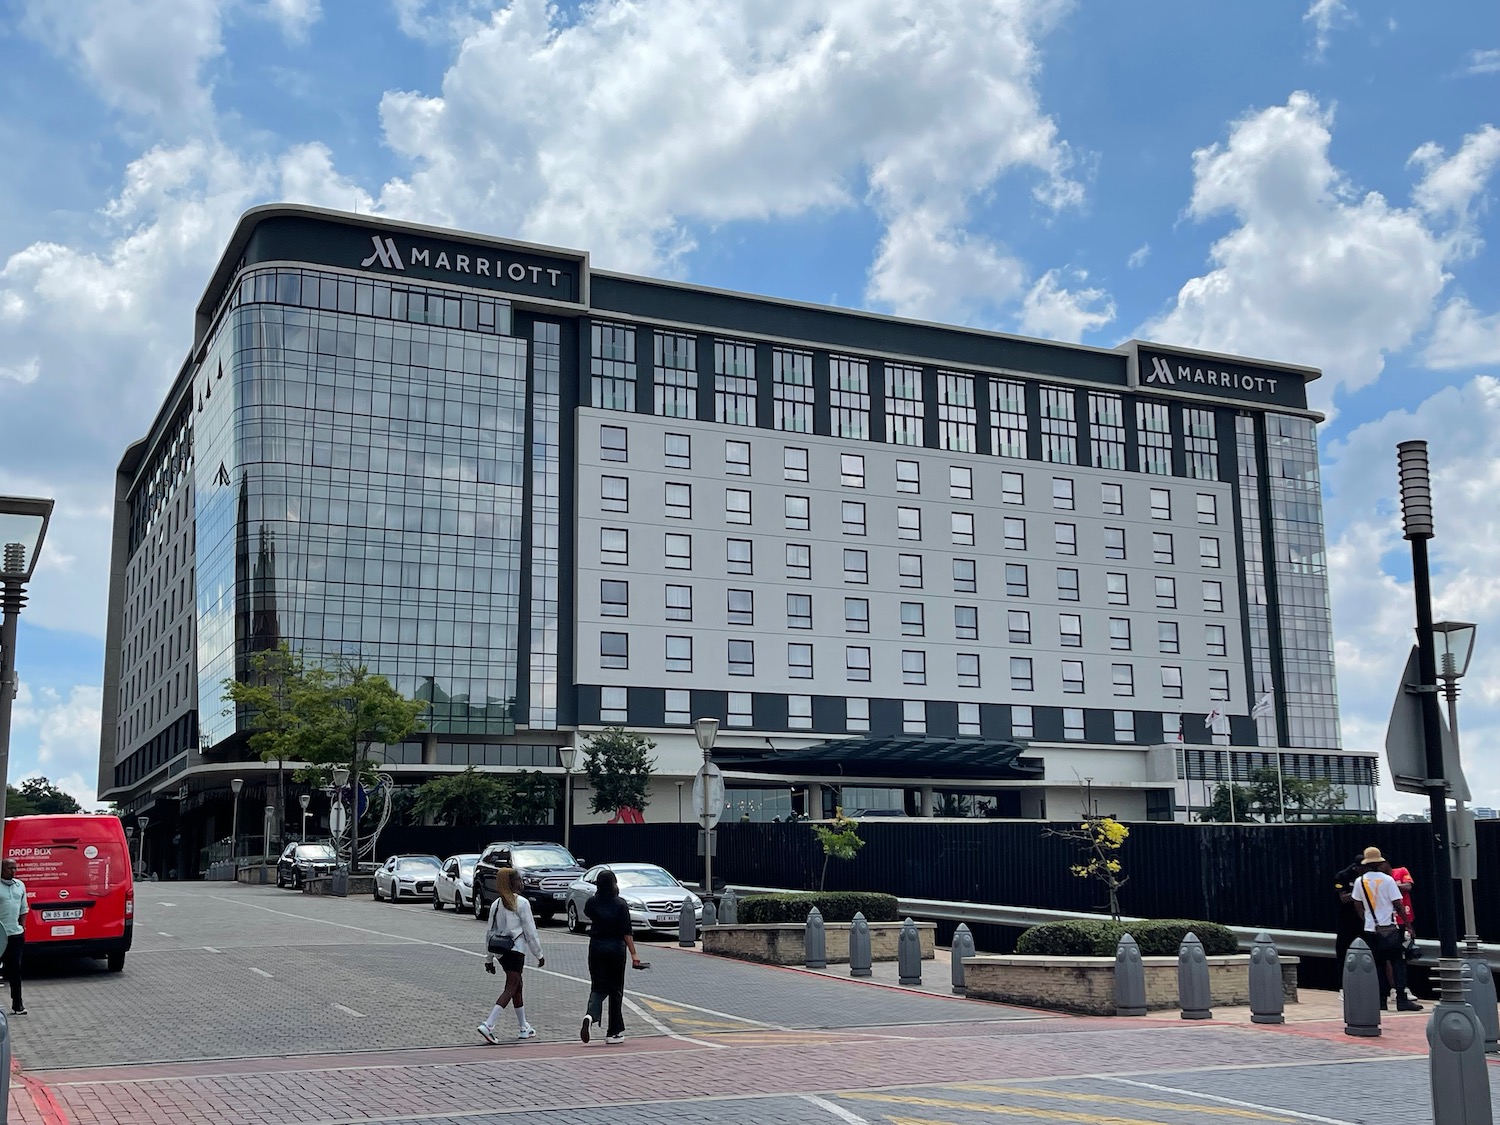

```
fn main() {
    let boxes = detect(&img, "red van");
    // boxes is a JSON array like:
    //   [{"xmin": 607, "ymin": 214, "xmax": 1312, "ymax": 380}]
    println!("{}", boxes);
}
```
[{"xmin": 3, "ymin": 814, "xmax": 134, "ymax": 972}]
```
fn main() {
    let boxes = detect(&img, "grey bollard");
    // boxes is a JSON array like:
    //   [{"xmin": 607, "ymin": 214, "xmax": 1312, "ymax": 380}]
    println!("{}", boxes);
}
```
[
  {"xmin": 1177, "ymin": 932, "xmax": 1212, "ymax": 1020},
  {"xmin": 0, "ymin": 1009, "xmax": 9, "ymax": 1118},
  {"xmin": 703, "ymin": 898, "xmax": 718, "ymax": 928},
  {"xmin": 1342, "ymin": 937, "xmax": 1381, "ymax": 1037},
  {"xmin": 898, "ymin": 917, "xmax": 922, "ymax": 986},
  {"xmin": 719, "ymin": 888, "xmax": 738, "ymax": 926},
  {"xmin": 804, "ymin": 907, "xmax": 827, "ymax": 969},
  {"xmin": 1114, "ymin": 933, "xmax": 1147, "ymax": 1017},
  {"xmin": 1248, "ymin": 932, "xmax": 1284, "ymax": 1025},
  {"xmin": 950, "ymin": 923, "xmax": 975, "ymax": 995},
  {"xmin": 678, "ymin": 896, "xmax": 697, "ymax": 947},
  {"xmin": 849, "ymin": 912, "xmax": 873, "ymax": 978},
  {"xmin": 1462, "ymin": 946, "xmax": 1499, "ymax": 1054},
  {"xmin": 1429, "ymin": 960, "xmax": 1492, "ymax": 1125}
]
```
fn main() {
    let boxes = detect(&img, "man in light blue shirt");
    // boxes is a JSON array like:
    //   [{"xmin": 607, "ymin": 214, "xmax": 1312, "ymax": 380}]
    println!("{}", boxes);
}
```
[{"xmin": 0, "ymin": 858, "xmax": 29, "ymax": 1015}]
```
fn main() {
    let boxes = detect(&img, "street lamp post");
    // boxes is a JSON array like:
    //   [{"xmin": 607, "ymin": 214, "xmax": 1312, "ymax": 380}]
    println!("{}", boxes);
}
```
[
  {"xmin": 0, "ymin": 496, "xmax": 55, "ymax": 826},
  {"xmin": 331, "ymin": 766, "xmax": 349, "ymax": 864},
  {"xmin": 559, "ymin": 746, "xmax": 578, "ymax": 854},
  {"xmin": 230, "ymin": 778, "xmax": 244, "ymax": 863},
  {"xmin": 299, "ymin": 793, "xmax": 311, "ymax": 843},
  {"xmin": 136, "ymin": 816, "xmax": 150, "ymax": 877},
  {"xmin": 1433, "ymin": 621, "xmax": 1479, "ymax": 940},
  {"xmin": 694, "ymin": 718, "xmax": 719, "ymax": 900}
]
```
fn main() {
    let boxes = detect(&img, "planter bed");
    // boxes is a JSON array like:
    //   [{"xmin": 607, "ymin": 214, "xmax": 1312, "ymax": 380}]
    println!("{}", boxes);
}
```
[
  {"xmin": 703, "ymin": 921, "xmax": 935, "ymax": 965},
  {"xmin": 302, "ymin": 874, "xmax": 377, "ymax": 897},
  {"xmin": 962, "ymin": 953, "xmax": 1298, "ymax": 1015}
]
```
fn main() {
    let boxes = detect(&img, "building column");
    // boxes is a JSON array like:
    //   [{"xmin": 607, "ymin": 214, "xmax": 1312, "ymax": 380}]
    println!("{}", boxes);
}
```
[
  {"xmin": 920, "ymin": 786, "xmax": 935, "ymax": 818},
  {"xmin": 422, "ymin": 733, "xmax": 438, "ymax": 766},
  {"xmin": 807, "ymin": 782, "xmax": 824, "ymax": 820}
]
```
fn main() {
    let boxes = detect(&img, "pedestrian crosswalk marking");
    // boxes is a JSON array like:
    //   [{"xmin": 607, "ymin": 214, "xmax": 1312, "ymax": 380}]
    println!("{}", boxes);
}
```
[
  {"xmin": 951, "ymin": 1084, "xmax": 1300, "ymax": 1121},
  {"xmin": 849, "ymin": 1090, "xmax": 1296, "ymax": 1124}
]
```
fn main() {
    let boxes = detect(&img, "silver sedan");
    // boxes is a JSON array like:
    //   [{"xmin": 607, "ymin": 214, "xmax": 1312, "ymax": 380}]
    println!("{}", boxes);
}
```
[
  {"xmin": 374, "ymin": 854, "xmax": 442, "ymax": 902},
  {"xmin": 432, "ymin": 853, "xmax": 481, "ymax": 911},
  {"xmin": 564, "ymin": 863, "xmax": 703, "ymax": 935}
]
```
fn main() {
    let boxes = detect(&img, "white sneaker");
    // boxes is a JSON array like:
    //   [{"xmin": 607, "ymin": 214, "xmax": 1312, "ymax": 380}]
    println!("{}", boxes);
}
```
[
  {"xmin": 606, "ymin": 1033, "xmax": 625, "ymax": 1044},
  {"xmin": 517, "ymin": 1025, "xmax": 537, "ymax": 1040},
  {"xmin": 477, "ymin": 1023, "xmax": 499, "ymax": 1045},
  {"xmin": 580, "ymin": 1015, "xmax": 592, "ymax": 1044}
]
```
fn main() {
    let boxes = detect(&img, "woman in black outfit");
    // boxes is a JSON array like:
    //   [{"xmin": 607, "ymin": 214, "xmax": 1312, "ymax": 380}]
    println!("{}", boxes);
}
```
[{"xmin": 581, "ymin": 869, "xmax": 644, "ymax": 1044}]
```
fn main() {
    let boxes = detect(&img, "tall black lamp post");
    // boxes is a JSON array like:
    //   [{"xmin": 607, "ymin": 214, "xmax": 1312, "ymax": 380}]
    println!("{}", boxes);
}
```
[
  {"xmin": 559, "ymin": 746, "xmax": 578, "ymax": 853},
  {"xmin": 0, "ymin": 496, "xmax": 55, "ymax": 826}
]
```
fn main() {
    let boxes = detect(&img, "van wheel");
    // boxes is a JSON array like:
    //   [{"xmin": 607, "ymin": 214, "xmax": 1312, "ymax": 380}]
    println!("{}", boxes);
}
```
[{"xmin": 107, "ymin": 952, "xmax": 125, "ymax": 973}]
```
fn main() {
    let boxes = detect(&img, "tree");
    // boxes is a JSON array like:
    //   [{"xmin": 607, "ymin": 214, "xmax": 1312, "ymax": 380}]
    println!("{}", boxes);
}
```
[
  {"xmin": 5, "ymin": 778, "xmax": 81, "ymax": 817},
  {"xmin": 582, "ymin": 727, "xmax": 656, "ymax": 816},
  {"xmin": 503, "ymin": 771, "xmax": 559, "ymax": 825},
  {"xmin": 811, "ymin": 811, "xmax": 864, "ymax": 890},
  {"xmin": 1046, "ymin": 789, "xmax": 1129, "ymax": 919},
  {"xmin": 221, "ymin": 644, "xmax": 311, "ymax": 846},
  {"xmin": 413, "ymin": 768, "xmax": 508, "ymax": 826},
  {"xmin": 1199, "ymin": 768, "xmax": 1352, "ymax": 823}
]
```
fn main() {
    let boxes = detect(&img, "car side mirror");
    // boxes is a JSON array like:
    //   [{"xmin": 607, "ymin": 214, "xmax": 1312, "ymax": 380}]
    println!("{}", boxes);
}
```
[{"xmin": 575, "ymin": 858, "xmax": 585, "ymax": 867}]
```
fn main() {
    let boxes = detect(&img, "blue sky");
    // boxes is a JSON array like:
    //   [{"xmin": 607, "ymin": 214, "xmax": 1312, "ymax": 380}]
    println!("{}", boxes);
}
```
[{"xmin": 0, "ymin": 0, "xmax": 1497, "ymax": 813}]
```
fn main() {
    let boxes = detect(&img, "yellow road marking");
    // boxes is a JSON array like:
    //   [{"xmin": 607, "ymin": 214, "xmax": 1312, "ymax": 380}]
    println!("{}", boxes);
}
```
[
  {"xmin": 671, "ymin": 1016, "xmax": 762, "ymax": 1030},
  {"xmin": 847, "ymin": 1091, "xmax": 1291, "ymax": 1125},
  {"xmin": 950, "ymin": 1083, "xmax": 1298, "ymax": 1121},
  {"xmin": 640, "ymin": 999, "xmax": 685, "ymax": 1013}
]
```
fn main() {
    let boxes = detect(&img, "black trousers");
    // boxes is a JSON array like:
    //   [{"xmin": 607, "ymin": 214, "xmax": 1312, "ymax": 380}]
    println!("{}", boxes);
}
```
[
  {"xmin": 1368, "ymin": 927, "xmax": 1408, "ymax": 999},
  {"xmin": 1, "ymin": 934, "xmax": 23, "ymax": 1011},
  {"xmin": 586, "ymin": 946, "xmax": 626, "ymax": 1037}
]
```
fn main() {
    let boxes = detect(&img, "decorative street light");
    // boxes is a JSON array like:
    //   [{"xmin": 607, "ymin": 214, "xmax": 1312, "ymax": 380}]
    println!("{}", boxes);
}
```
[
  {"xmin": 0, "ymin": 495, "xmax": 55, "ymax": 825},
  {"xmin": 299, "ymin": 793, "xmax": 311, "ymax": 843},
  {"xmin": 559, "ymin": 746, "xmax": 579, "ymax": 854},
  {"xmin": 137, "ymin": 815, "xmax": 150, "ymax": 877},
  {"xmin": 330, "ymin": 766, "xmax": 350, "ymax": 865},
  {"xmin": 1433, "ymin": 621, "xmax": 1480, "ymax": 946},
  {"xmin": 694, "ymin": 718, "xmax": 720, "ymax": 899},
  {"xmin": 230, "ymin": 778, "xmax": 244, "ymax": 862}
]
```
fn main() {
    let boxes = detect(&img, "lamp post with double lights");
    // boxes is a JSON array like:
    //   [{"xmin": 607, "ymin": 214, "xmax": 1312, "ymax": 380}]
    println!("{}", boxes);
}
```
[
  {"xmin": 0, "ymin": 495, "xmax": 54, "ymax": 826},
  {"xmin": 559, "ymin": 746, "xmax": 579, "ymax": 854},
  {"xmin": 230, "ymin": 778, "xmax": 244, "ymax": 863}
]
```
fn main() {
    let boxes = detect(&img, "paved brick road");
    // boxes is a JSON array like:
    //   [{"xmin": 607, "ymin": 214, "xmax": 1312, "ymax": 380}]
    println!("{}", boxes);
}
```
[{"xmin": 6, "ymin": 883, "xmax": 1497, "ymax": 1125}]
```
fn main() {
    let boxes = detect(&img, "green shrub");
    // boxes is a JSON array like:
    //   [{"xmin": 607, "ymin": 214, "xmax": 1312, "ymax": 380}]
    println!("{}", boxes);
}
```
[
  {"xmin": 738, "ymin": 892, "xmax": 899, "ymax": 924},
  {"xmin": 1015, "ymin": 918, "xmax": 1239, "ymax": 957}
]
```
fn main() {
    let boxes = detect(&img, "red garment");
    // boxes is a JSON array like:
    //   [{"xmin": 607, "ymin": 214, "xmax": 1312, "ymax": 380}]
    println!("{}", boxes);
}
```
[{"xmin": 1390, "ymin": 866, "xmax": 1415, "ymax": 930}]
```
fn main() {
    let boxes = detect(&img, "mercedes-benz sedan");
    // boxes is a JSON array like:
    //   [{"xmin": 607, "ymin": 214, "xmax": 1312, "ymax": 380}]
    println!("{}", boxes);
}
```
[{"xmin": 565, "ymin": 863, "xmax": 702, "ymax": 935}]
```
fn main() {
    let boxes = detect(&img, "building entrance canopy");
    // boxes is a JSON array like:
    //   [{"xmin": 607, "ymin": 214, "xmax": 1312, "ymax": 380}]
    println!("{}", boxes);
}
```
[{"xmin": 711, "ymin": 736, "xmax": 1043, "ymax": 783}]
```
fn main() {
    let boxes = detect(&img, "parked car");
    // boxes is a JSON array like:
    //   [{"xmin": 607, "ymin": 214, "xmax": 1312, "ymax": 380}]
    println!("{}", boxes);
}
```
[
  {"xmin": 373, "ymin": 854, "xmax": 442, "ymax": 902},
  {"xmin": 472, "ymin": 841, "xmax": 585, "ymax": 921},
  {"xmin": 565, "ymin": 863, "xmax": 702, "ymax": 935},
  {"xmin": 432, "ymin": 853, "xmax": 481, "ymax": 911},
  {"xmin": 276, "ymin": 842, "xmax": 339, "ymax": 888}
]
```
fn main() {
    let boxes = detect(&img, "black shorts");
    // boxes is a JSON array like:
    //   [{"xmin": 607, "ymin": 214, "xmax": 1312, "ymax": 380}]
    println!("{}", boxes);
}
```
[{"xmin": 498, "ymin": 949, "xmax": 525, "ymax": 973}]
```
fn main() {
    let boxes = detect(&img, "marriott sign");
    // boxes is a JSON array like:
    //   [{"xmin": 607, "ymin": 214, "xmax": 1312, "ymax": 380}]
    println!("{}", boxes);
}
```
[{"xmin": 1131, "ymin": 345, "xmax": 1311, "ymax": 410}]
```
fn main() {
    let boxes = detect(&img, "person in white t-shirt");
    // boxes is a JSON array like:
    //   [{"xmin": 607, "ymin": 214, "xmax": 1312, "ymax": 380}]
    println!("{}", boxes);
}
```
[{"xmin": 1354, "ymin": 847, "xmax": 1422, "ymax": 1012}]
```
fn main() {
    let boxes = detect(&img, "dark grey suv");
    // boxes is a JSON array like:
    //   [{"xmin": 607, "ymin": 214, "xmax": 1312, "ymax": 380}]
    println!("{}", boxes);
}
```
[
  {"xmin": 276, "ymin": 842, "xmax": 339, "ymax": 888},
  {"xmin": 472, "ymin": 841, "xmax": 584, "ymax": 922}
]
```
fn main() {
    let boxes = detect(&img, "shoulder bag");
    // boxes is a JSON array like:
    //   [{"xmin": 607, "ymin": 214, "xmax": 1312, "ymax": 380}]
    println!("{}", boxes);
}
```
[{"xmin": 487, "ymin": 901, "xmax": 517, "ymax": 955}]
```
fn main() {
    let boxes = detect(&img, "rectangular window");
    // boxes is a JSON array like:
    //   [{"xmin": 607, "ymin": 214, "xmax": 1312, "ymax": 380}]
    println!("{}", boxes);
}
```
[
  {"xmin": 1104, "ymin": 526, "xmax": 1126, "ymax": 560},
  {"xmin": 1150, "ymin": 488, "xmax": 1172, "ymax": 520},
  {"xmin": 903, "ymin": 699, "xmax": 927, "ymax": 735},
  {"xmin": 847, "ymin": 646, "xmax": 872, "ymax": 682},
  {"xmin": 1185, "ymin": 407, "xmax": 1219, "ymax": 481},
  {"xmin": 953, "ymin": 558, "xmax": 977, "ymax": 592},
  {"xmin": 1058, "ymin": 568, "xmax": 1081, "ymax": 602},
  {"xmin": 1090, "ymin": 392, "xmax": 1126, "ymax": 470},
  {"xmin": 600, "ymin": 579, "xmax": 628, "ymax": 617},
  {"xmin": 785, "ymin": 495, "xmax": 810, "ymax": 530},
  {"xmin": 600, "ymin": 425, "xmax": 629, "ymax": 463},
  {"xmin": 846, "ymin": 697, "xmax": 870, "ymax": 733},
  {"xmin": 725, "ymin": 488, "xmax": 751, "ymax": 525},
  {"xmin": 665, "ymin": 635, "xmax": 693, "ymax": 673},
  {"xmin": 952, "ymin": 512, "xmax": 976, "ymax": 546},
  {"xmin": 1054, "ymin": 522, "xmax": 1077, "ymax": 556},
  {"xmin": 1197, "ymin": 493, "xmax": 1218, "ymax": 525},
  {"xmin": 957, "ymin": 652, "xmax": 981, "ymax": 688},
  {"xmin": 1040, "ymin": 386, "xmax": 1077, "ymax": 464},
  {"xmin": 1109, "ymin": 617, "xmax": 1132, "ymax": 651},
  {"xmin": 715, "ymin": 340, "xmax": 757, "ymax": 426},
  {"xmin": 1062, "ymin": 660, "xmax": 1085, "ymax": 694},
  {"xmin": 1114, "ymin": 710, "xmax": 1135, "ymax": 743},
  {"xmin": 728, "ymin": 692, "xmax": 752, "ymax": 727},
  {"xmin": 1005, "ymin": 563, "xmax": 1029, "ymax": 597},
  {"xmin": 1162, "ymin": 712, "xmax": 1181, "ymax": 743},
  {"xmin": 773, "ymin": 348, "xmax": 814, "ymax": 433},
  {"xmin": 601, "ymin": 475, "xmax": 629, "ymax": 513},
  {"xmin": 600, "ymin": 686, "xmax": 628, "ymax": 723},
  {"xmin": 665, "ymin": 584, "xmax": 693, "ymax": 621},
  {"xmin": 1012, "ymin": 704, "xmax": 1035, "ymax": 738},
  {"xmin": 1061, "ymin": 708, "xmax": 1083, "ymax": 740},
  {"xmin": 1206, "ymin": 624, "xmax": 1228, "ymax": 657},
  {"xmin": 1199, "ymin": 536, "xmax": 1221, "ymax": 568},
  {"xmin": 725, "ymin": 439, "xmax": 751, "ymax": 476},
  {"xmin": 886, "ymin": 362, "xmax": 924, "ymax": 445},
  {"xmin": 950, "ymin": 465, "xmax": 973, "ymax": 499},
  {"xmin": 1002, "ymin": 471, "xmax": 1025, "ymax": 505},
  {"xmin": 842, "ymin": 500, "xmax": 867, "ymax": 536},
  {"xmin": 1155, "ymin": 576, "xmax": 1177, "ymax": 609},
  {"xmin": 1053, "ymin": 477, "xmax": 1075, "ymax": 511},
  {"xmin": 728, "ymin": 639, "xmax": 755, "ymax": 676},
  {"xmin": 665, "ymin": 532, "xmax": 692, "ymax": 571},
  {"xmin": 788, "ymin": 695, "xmax": 813, "ymax": 731},
  {"xmin": 665, "ymin": 482, "xmax": 691, "ymax": 520},
  {"xmin": 1007, "ymin": 609, "xmax": 1031, "ymax": 644},
  {"xmin": 784, "ymin": 446, "xmax": 809, "ymax": 482},
  {"xmin": 664, "ymin": 431, "xmax": 690, "ymax": 469},
  {"xmin": 845, "ymin": 597, "xmax": 870, "ymax": 633},
  {"xmin": 1153, "ymin": 532, "xmax": 1174, "ymax": 565},
  {"xmin": 1102, "ymin": 481, "xmax": 1124, "ymax": 516},
  {"xmin": 900, "ymin": 601, "xmax": 926, "ymax": 636},
  {"xmin": 898, "ymin": 506, "xmax": 922, "ymax": 541},
  {"xmin": 591, "ymin": 322, "xmax": 636, "ymax": 411},
  {"xmin": 654, "ymin": 332, "xmax": 697, "ymax": 419},
  {"xmin": 1107, "ymin": 572, "xmax": 1129, "ymax": 605},
  {"xmin": 727, "ymin": 588, "xmax": 754, "ymax": 626},
  {"xmin": 1162, "ymin": 666, "xmax": 1184, "ymax": 699},
  {"xmin": 896, "ymin": 460, "xmax": 920, "ymax": 494},
  {"xmin": 1203, "ymin": 580, "xmax": 1224, "ymax": 613},
  {"xmin": 665, "ymin": 689, "xmax": 691, "ymax": 725},
  {"xmin": 1158, "ymin": 620, "xmax": 1180, "ymax": 654},
  {"xmin": 990, "ymin": 378, "xmax": 1027, "ymax": 458},
  {"xmin": 786, "ymin": 543, "xmax": 812, "ymax": 580},
  {"xmin": 600, "ymin": 631, "xmax": 628, "ymax": 670},
  {"xmin": 841, "ymin": 453, "xmax": 865, "ymax": 488},
  {"xmin": 726, "ymin": 538, "xmax": 753, "ymax": 575},
  {"xmin": 956, "ymin": 605, "xmax": 980, "ymax": 640},
  {"xmin": 1112, "ymin": 663, "xmax": 1135, "ymax": 697},
  {"xmin": 831, "ymin": 356, "xmax": 871, "ymax": 440},
  {"xmin": 959, "ymin": 702, "xmax": 982, "ymax": 737},
  {"xmin": 902, "ymin": 650, "xmax": 927, "ymax": 685},
  {"xmin": 788, "ymin": 643, "xmax": 814, "ymax": 679},
  {"xmin": 601, "ymin": 527, "xmax": 628, "ymax": 566},
  {"xmin": 1138, "ymin": 401, "xmax": 1173, "ymax": 475},
  {"xmin": 1003, "ymin": 516, "xmax": 1027, "ymax": 551},
  {"xmin": 939, "ymin": 371, "xmax": 977, "ymax": 452},
  {"xmin": 1059, "ymin": 613, "xmax": 1082, "ymax": 647},
  {"xmin": 1210, "ymin": 668, "xmax": 1231, "ymax": 702},
  {"xmin": 1010, "ymin": 657, "xmax": 1034, "ymax": 692},
  {"xmin": 844, "ymin": 549, "xmax": 869, "ymax": 584}
]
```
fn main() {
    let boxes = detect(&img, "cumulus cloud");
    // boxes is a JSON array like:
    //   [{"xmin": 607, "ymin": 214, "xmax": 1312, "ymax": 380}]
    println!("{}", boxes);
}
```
[
  {"xmin": 1141, "ymin": 94, "xmax": 1499, "ymax": 409},
  {"xmin": 11, "ymin": 682, "xmax": 106, "ymax": 811},
  {"xmin": 1016, "ymin": 268, "xmax": 1116, "ymax": 342},
  {"xmin": 1425, "ymin": 297, "xmax": 1500, "ymax": 369}
]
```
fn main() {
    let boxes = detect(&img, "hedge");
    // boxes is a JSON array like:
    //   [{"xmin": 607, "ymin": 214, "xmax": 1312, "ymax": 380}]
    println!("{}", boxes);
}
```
[
  {"xmin": 1015, "ymin": 918, "xmax": 1240, "ymax": 957},
  {"xmin": 738, "ymin": 892, "xmax": 899, "ymax": 924}
]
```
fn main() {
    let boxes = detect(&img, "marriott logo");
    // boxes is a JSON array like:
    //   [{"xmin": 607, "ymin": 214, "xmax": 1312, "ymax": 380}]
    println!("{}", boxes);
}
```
[
  {"xmin": 359, "ymin": 234, "xmax": 567, "ymax": 289},
  {"xmin": 1145, "ymin": 354, "xmax": 1278, "ymax": 396}
]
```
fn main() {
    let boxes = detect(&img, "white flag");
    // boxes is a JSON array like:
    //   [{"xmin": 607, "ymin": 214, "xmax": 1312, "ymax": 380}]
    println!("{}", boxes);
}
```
[
  {"xmin": 1203, "ymin": 707, "xmax": 1223, "ymax": 729},
  {"xmin": 1251, "ymin": 691, "xmax": 1275, "ymax": 721}
]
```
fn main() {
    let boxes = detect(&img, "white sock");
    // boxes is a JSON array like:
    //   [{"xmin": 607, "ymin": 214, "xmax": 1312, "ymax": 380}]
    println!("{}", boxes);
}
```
[
  {"xmin": 485, "ymin": 1004, "xmax": 504, "ymax": 1029},
  {"xmin": 515, "ymin": 1004, "xmax": 528, "ymax": 1030}
]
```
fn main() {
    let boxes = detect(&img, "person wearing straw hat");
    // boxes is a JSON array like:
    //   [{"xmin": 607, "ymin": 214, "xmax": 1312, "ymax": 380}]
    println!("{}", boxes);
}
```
[{"xmin": 1353, "ymin": 847, "xmax": 1422, "ymax": 1012}]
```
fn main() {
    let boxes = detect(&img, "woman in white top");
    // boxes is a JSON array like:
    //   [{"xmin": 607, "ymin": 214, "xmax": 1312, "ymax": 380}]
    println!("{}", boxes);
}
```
[{"xmin": 478, "ymin": 867, "xmax": 546, "ymax": 1043}]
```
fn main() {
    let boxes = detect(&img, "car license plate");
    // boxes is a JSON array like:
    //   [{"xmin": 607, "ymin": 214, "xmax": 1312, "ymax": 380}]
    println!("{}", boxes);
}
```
[
  {"xmin": 42, "ymin": 909, "xmax": 83, "ymax": 922},
  {"xmin": 655, "ymin": 914, "xmax": 678, "ymax": 925},
  {"xmin": 50, "ymin": 925, "xmax": 76, "ymax": 937}
]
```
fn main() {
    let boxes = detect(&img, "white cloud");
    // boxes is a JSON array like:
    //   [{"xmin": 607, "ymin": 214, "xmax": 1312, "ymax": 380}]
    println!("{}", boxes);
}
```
[
  {"xmin": 1127, "ymin": 244, "xmax": 1151, "ymax": 269},
  {"xmin": 11, "ymin": 682, "xmax": 106, "ymax": 811},
  {"xmin": 1142, "ymin": 94, "xmax": 1499, "ymax": 409},
  {"xmin": 390, "ymin": 0, "xmax": 490, "ymax": 42},
  {"xmin": 1016, "ymin": 268, "xmax": 1115, "ymax": 342},
  {"xmin": 1425, "ymin": 297, "xmax": 1500, "ymax": 369},
  {"xmin": 256, "ymin": 0, "xmax": 323, "ymax": 41},
  {"xmin": 1464, "ymin": 49, "xmax": 1500, "ymax": 76},
  {"xmin": 1303, "ymin": 0, "xmax": 1351, "ymax": 58}
]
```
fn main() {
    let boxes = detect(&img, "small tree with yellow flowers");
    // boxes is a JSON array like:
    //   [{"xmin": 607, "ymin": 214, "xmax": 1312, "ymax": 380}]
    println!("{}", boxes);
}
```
[{"xmin": 1046, "ymin": 798, "xmax": 1129, "ymax": 920}]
